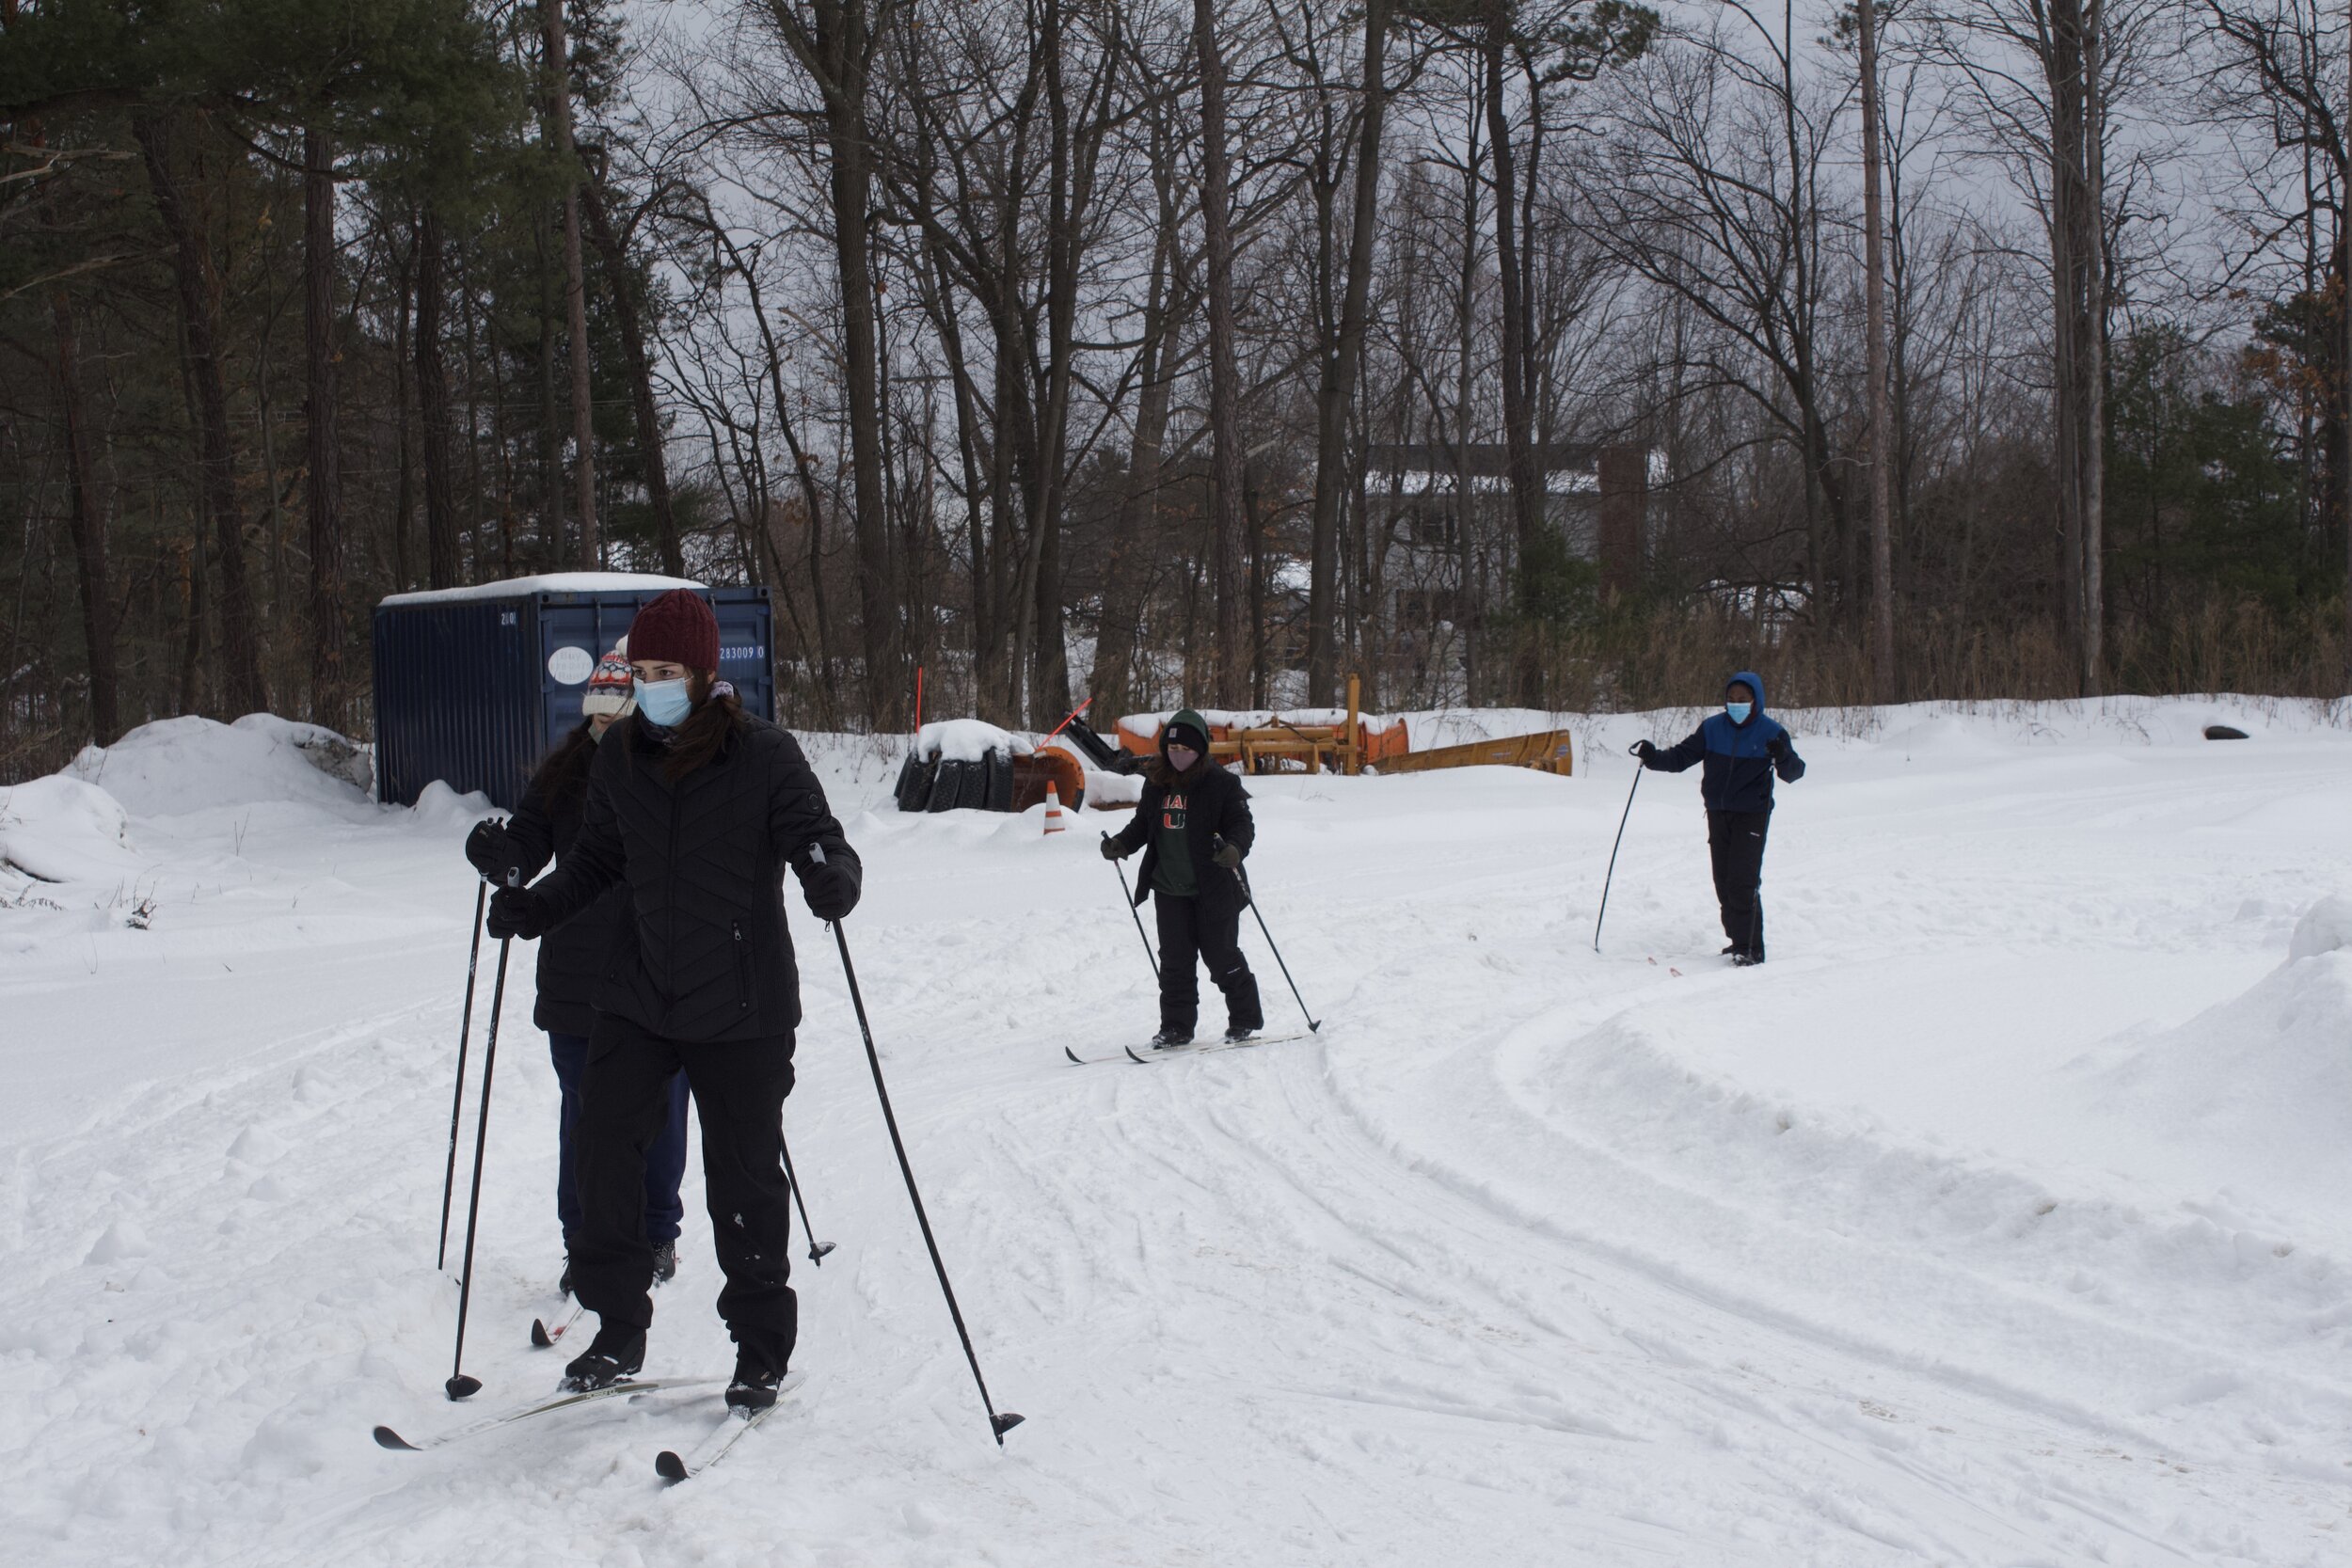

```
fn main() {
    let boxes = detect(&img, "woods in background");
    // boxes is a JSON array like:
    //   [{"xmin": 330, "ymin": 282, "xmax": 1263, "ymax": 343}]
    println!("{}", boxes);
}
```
[{"xmin": 2, "ymin": 0, "xmax": 2346, "ymax": 780}]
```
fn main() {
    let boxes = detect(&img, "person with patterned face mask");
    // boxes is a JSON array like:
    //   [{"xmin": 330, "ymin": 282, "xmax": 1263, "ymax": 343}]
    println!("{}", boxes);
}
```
[
  {"xmin": 1633, "ymin": 671, "xmax": 1806, "ymax": 966},
  {"xmin": 1101, "ymin": 708, "xmax": 1264, "ymax": 1046},
  {"xmin": 463, "ymin": 645, "xmax": 691, "ymax": 1302}
]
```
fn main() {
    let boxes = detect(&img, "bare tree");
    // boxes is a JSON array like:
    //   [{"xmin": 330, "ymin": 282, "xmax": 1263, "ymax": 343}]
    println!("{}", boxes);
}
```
[{"xmin": 542, "ymin": 0, "xmax": 599, "ymax": 566}]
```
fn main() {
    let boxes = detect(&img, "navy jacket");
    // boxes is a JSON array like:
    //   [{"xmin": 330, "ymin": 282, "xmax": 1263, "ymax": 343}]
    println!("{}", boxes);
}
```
[{"xmin": 1645, "ymin": 670, "xmax": 1805, "ymax": 813}]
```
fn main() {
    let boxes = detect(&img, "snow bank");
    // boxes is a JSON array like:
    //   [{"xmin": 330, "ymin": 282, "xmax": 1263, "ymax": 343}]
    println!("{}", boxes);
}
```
[
  {"xmin": 67, "ymin": 715, "xmax": 373, "ymax": 819},
  {"xmin": 2288, "ymin": 895, "xmax": 2352, "ymax": 961},
  {"xmin": 916, "ymin": 718, "xmax": 1026, "ymax": 763},
  {"xmin": 1119, "ymin": 707, "xmax": 1408, "ymax": 737},
  {"xmin": 408, "ymin": 779, "xmax": 497, "ymax": 829},
  {"xmin": 377, "ymin": 571, "xmax": 703, "ymax": 608},
  {"xmin": 1083, "ymin": 768, "xmax": 1144, "ymax": 807},
  {"xmin": 0, "ymin": 776, "xmax": 143, "ymax": 884},
  {"xmin": 2083, "ymin": 898, "xmax": 2352, "ymax": 1206}
]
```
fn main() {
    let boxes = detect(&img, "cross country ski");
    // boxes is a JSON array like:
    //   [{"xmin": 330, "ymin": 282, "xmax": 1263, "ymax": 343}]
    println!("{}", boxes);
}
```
[
  {"xmin": 373, "ymin": 1378, "xmax": 718, "ymax": 1453},
  {"xmin": 653, "ymin": 1371, "xmax": 809, "ymax": 1482}
]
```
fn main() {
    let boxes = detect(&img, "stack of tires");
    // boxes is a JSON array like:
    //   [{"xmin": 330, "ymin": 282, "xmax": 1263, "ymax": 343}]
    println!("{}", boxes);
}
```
[
  {"xmin": 893, "ymin": 744, "xmax": 1088, "ymax": 814},
  {"xmin": 894, "ymin": 748, "xmax": 1015, "ymax": 814}
]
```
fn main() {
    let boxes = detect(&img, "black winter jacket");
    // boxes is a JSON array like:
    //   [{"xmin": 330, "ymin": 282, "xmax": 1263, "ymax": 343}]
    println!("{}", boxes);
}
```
[
  {"xmin": 1106, "ymin": 758, "xmax": 1254, "ymax": 911},
  {"xmin": 504, "ymin": 723, "xmax": 628, "ymax": 1037},
  {"xmin": 529, "ymin": 713, "xmax": 858, "ymax": 1044}
]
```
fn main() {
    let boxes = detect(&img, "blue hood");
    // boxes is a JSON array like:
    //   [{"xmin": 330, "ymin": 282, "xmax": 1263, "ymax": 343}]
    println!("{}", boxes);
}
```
[{"xmin": 1726, "ymin": 671, "xmax": 1766, "ymax": 721}]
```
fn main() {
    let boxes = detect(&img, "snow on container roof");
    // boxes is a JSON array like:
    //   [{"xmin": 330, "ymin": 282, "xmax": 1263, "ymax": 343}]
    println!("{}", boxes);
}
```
[{"xmin": 378, "ymin": 572, "xmax": 705, "ymax": 609}]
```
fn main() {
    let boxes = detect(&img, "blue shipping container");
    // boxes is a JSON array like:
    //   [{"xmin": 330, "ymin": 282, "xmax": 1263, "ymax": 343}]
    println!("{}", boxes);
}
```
[{"xmin": 372, "ymin": 576, "xmax": 775, "ymax": 809}]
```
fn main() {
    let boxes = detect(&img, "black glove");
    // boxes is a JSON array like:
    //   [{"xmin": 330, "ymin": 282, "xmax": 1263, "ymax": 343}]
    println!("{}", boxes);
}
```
[
  {"xmin": 485, "ymin": 884, "xmax": 549, "ymax": 942},
  {"xmin": 1101, "ymin": 835, "xmax": 1134, "ymax": 861},
  {"xmin": 1212, "ymin": 841, "xmax": 1243, "ymax": 871},
  {"xmin": 464, "ymin": 817, "xmax": 514, "ymax": 880},
  {"xmin": 802, "ymin": 857, "xmax": 861, "ymax": 923},
  {"xmin": 1767, "ymin": 736, "xmax": 1788, "ymax": 763},
  {"xmin": 1633, "ymin": 740, "xmax": 1658, "ymax": 763}
]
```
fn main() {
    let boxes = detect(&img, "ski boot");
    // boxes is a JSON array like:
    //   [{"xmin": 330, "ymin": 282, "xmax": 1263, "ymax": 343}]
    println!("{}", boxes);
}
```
[
  {"xmin": 562, "ymin": 1324, "xmax": 645, "ymax": 1392},
  {"xmin": 1223, "ymin": 1025, "xmax": 1259, "ymax": 1044},
  {"xmin": 1149, "ymin": 1029, "xmax": 1193, "ymax": 1051},
  {"xmin": 652, "ymin": 1241, "xmax": 678, "ymax": 1286},
  {"xmin": 725, "ymin": 1348, "xmax": 787, "ymax": 1414}
]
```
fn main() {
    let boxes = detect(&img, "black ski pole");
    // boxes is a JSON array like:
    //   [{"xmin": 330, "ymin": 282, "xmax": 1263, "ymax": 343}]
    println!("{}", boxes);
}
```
[
  {"xmin": 1593, "ymin": 743, "xmax": 1646, "ymax": 952},
  {"xmin": 1104, "ymin": 832, "xmax": 1158, "ymax": 977},
  {"xmin": 824, "ymin": 911, "xmax": 1023, "ymax": 1444},
  {"xmin": 1218, "ymin": 837, "xmax": 1321, "ymax": 1033},
  {"xmin": 446, "ymin": 872, "xmax": 518, "ymax": 1401},
  {"xmin": 777, "ymin": 1130, "xmax": 836, "ymax": 1264},
  {"xmin": 437, "ymin": 879, "xmax": 488, "ymax": 1271}
]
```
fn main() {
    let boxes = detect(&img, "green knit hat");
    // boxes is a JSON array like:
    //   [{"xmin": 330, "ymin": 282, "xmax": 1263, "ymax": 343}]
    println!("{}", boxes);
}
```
[{"xmin": 1164, "ymin": 708, "xmax": 1211, "ymax": 754}]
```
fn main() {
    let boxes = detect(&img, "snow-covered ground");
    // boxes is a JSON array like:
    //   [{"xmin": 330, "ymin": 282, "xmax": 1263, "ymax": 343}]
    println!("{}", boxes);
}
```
[{"xmin": 3, "ymin": 697, "xmax": 2349, "ymax": 1566}]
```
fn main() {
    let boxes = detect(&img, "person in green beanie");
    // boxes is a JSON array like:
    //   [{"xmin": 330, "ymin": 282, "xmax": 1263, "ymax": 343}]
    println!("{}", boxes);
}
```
[{"xmin": 1102, "ymin": 709, "xmax": 1264, "ymax": 1046}]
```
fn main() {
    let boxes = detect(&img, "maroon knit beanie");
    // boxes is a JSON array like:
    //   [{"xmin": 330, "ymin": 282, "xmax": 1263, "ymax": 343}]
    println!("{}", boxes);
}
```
[{"xmin": 628, "ymin": 590, "xmax": 720, "ymax": 672}]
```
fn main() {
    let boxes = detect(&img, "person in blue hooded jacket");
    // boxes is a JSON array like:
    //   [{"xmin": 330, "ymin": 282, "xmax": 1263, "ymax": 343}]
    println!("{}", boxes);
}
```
[{"xmin": 1634, "ymin": 672, "xmax": 1804, "ymax": 965}]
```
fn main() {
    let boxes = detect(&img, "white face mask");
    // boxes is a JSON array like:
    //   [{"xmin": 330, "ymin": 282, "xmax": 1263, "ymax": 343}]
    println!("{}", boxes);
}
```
[{"xmin": 1167, "ymin": 744, "xmax": 1200, "ymax": 771}]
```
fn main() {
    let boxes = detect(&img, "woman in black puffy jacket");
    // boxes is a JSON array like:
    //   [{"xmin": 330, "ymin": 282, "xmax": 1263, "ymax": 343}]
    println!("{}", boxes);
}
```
[
  {"xmin": 487, "ymin": 590, "xmax": 860, "ymax": 1412},
  {"xmin": 465, "ymin": 647, "xmax": 690, "ymax": 1300}
]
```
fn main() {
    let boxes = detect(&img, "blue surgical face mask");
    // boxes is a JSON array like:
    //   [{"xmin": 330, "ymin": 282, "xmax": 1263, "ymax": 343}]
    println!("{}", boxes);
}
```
[
  {"xmin": 636, "ymin": 676, "xmax": 693, "ymax": 728},
  {"xmin": 1724, "ymin": 701, "xmax": 1753, "ymax": 724}
]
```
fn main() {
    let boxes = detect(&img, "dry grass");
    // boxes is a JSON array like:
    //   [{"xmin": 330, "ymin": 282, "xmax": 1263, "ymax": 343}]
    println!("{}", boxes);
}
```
[{"xmin": 1518, "ymin": 596, "xmax": 2347, "ymax": 726}]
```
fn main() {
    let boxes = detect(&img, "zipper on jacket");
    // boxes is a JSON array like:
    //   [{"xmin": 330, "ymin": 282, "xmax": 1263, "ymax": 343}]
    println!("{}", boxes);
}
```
[
  {"xmin": 664, "ymin": 782, "xmax": 682, "ymax": 1003},
  {"xmin": 732, "ymin": 919, "xmax": 751, "ymax": 1012}
]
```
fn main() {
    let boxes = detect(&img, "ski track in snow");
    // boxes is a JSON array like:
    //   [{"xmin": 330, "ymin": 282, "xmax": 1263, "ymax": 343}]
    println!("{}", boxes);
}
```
[{"xmin": 1, "ymin": 699, "xmax": 2349, "ymax": 1564}]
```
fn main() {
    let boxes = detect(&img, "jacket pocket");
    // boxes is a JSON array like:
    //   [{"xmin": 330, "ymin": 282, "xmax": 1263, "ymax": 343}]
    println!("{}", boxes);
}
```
[{"xmin": 732, "ymin": 919, "xmax": 752, "ymax": 1014}]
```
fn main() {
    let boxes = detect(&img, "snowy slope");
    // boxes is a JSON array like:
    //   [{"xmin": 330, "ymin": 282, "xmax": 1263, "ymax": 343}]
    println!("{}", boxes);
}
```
[{"xmin": 1, "ymin": 698, "xmax": 2348, "ymax": 1566}]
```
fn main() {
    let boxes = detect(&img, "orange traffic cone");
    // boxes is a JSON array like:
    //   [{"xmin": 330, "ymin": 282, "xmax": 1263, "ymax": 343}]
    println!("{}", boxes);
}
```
[{"xmin": 1042, "ymin": 781, "xmax": 1066, "ymax": 835}]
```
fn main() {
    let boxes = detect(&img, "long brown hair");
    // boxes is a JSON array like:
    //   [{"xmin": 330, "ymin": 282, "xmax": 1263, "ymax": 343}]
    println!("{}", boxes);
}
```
[
  {"xmin": 661, "ymin": 669, "xmax": 745, "ymax": 781},
  {"xmin": 531, "ymin": 721, "xmax": 599, "ymax": 805}
]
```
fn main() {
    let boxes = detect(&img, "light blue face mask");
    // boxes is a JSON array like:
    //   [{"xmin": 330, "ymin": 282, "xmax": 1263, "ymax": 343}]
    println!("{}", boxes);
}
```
[
  {"xmin": 636, "ymin": 676, "xmax": 693, "ymax": 728},
  {"xmin": 1724, "ymin": 701, "xmax": 1753, "ymax": 724}
]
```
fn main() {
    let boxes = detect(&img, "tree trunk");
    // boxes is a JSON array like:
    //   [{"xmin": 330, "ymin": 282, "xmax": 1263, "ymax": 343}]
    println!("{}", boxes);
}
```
[
  {"xmin": 779, "ymin": 0, "xmax": 902, "ymax": 725},
  {"xmin": 535, "ymin": 212, "xmax": 564, "ymax": 562},
  {"xmin": 714, "ymin": 219, "xmax": 838, "ymax": 699},
  {"xmin": 1481, "ymin": 26, "xmax": 1545, "ymax": 705},
  {"xmin": 1194, "ymin": 0, "xmax": 1248, "ymax": 708},
  {"xmin": 581, "ymin": 172, "xmax": 682, "ymax": 576},
  {"xmin": 1094, "ymin": 203, "xmax": 1180, "ymax": 718},
  {"xmin": 415, "ymin": 205, "xmax": 461, "ymax": 588},
  {"xmin": 542, "ymin": 0, "xmax": 599, "ymax": 567},
  {"xmin": 1026, "ymin": 0, "xmax": 1083, "ymax": 726},
  {"xmin": 1856, "ymin": 0, "xmax": 1896, "ymax": 699},
  {"xmin": 920, "ymin": 228, "xmax": 995, "ymax": 711},
  {"xmin": 179, "ymin": 531, "xmax": 206, "ymax": 715},
  {"xmin": 2078, "ymin": 0, "xmax": 2106, "ymax": 696},
  {"xmin": 134, "ymin": 109, "xmax": 267, "ymax": 717},
  {"xmin": 391, "ymin": 224, "xmax": 415, "ymax": 590},
  {"xmin": 304, "ymin": 124, "xmax": 344, "ymax": 728},
  {"xmin": 2047, "ymin": 0, "xmax": 2103, "ymax": 695},
  {"xmin": 51, "ymin": 290, "xmax": 118, "ymax": 741},
  {"xmin": 1308, "ymin": 0, "xmax": 1391, "ymax": 707}
]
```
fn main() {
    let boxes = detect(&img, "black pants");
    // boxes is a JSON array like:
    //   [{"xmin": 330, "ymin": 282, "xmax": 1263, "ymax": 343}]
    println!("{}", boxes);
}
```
[
  {"xmin": 1707, "ymin": 809, "xmax": 1771, "ymax": 958},
  {"xmin": 1154, "ymin": 891, "xmax": 1263, "ymax": 1036},
  {"xmin": 575, "ymin": 1014, "xmax": 798, "ymax": 1370},
  {"xmin": 548, "ymin": 1032, "xmax": 689, "ymax": 1251}
]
